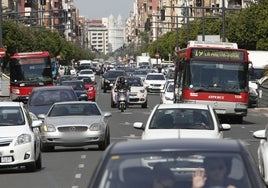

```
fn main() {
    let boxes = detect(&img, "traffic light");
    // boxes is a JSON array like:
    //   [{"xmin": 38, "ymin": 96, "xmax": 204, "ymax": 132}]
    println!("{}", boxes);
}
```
[
  {"xmin": 40, "ymin": 0, "xmax": 46, "ymax": 5},
  {"xmin": 160, "ymin": 9, "xmax": 165, "ymax": 21}
]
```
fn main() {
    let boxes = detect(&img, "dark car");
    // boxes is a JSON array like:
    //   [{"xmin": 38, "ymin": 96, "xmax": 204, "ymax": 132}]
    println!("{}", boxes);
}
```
[
  {"xmin": 88, "ymin": 139, "xmax": 266, "ymax": 188},
  {"xmin": 102, "ymin": 70, "xmax": 126, "ymax": 93},
  {"xmin": 27, "ymin": 86, "xmax": 78, "ymax": 117},
  {"xmin": 61, "ymin": 80, "xmax": 88, "ymax": 101}
]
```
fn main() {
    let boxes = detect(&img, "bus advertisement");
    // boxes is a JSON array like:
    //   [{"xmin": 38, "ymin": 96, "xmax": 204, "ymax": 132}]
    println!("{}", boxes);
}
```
[
  {"xmin": 174, "ymin": 41, "xmax": 250, "ymax": 123},
  {"xmin": 9, "ymin": 51, "xmax": 53, "ymax": 102}
]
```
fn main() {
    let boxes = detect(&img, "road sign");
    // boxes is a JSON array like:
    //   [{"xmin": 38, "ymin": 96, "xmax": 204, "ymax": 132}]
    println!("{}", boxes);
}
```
[
  {"xmin": 0, "ymin": 48, "xmax": 6, "ymax": 57},
  {"xmin": 155, "ymin": 53, "xmax": 160, "ymax": 58}
]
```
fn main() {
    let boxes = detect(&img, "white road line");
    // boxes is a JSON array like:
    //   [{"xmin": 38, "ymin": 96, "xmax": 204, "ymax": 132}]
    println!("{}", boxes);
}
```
[
  {"xmin": 78, "ymin": 164, "xmax": 85, "ymax": 168},
  {"xmin": 75, "ymin": 173, "xmax": 82, "ymax": 179}
]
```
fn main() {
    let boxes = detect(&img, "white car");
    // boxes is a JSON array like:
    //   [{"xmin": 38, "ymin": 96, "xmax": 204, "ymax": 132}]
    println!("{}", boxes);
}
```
[
  {"xmin": 78, "ymin": 69, "xmax": 95, "ymax": 82},
  {"xmin": 143, "ymin": 72, "xmax": 166, "ymax": 92},
  {"xmin": 253, "ymin": 127, "xmax": 268, "ymax": 185},
  {"xmin": 160, "ymin": 81, "xmax": 174, "ymax": 104},
  {"xmin": 0, "ymin": 102, "xmax": 43, "ymax": 171},
  {"xmin": 111, "ymin": 76, "xmax": 148, "ymax": 108},
  {"xmin": 133, "ymin": 103, "xmax": 231, "ymax": 140}
]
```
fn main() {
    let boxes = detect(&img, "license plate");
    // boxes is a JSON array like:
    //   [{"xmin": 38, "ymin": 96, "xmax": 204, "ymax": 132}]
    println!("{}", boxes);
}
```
[{"xmin": 1, "ymin": 156, "xmax": 12, "ymax": 163}]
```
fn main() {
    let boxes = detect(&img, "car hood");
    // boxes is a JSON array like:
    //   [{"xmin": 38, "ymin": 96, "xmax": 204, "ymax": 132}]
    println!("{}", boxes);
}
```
[
  {"xmin": 0, "ymin": 125, "xmax": 30, "ymax": 138},
  {"xmin": 46, "ymin": 116, "xmax": 103, "ymax": 126},
  {"xmin": 142, "ymin": 129, "xmax": 222, "ymax": 139},
  {"xmin": 129, "ymin": 86, "xmax": 146, "ymax": 92}
]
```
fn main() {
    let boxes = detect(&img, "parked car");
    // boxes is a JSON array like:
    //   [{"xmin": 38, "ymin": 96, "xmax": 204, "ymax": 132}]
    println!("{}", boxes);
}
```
[
  {"xmin": 133, "ymin": 103, "xmax": 231, "ymax": 140},
  {"xmin": 160, "ymin": 81, "xmax": 174, "ymax": 104},
  {"xmin": 78, "ymin": 69, "xmax": 96, "ymax": 82},
  {"xmin": 111, "ymin": 76, "xmax": 148, "ymax": 108},
  {"xmin": 253, "ymin": 126, "xmax": 268, "ymax": 185},
  {"xmin": 75, "ymin": 76, "xmax": 96, "ymax": 101},
  {"xmin": 88, "ymin": 139, "xmax": 266, "ymax": 188},
  {"xmin": 27, "ymin": 86, "xmax": 78, "ymax": 117},
  {"xmin": 61, "ymin": 80, "xmax": 88, "ymax": 101},
  {"xmin": 38, "ymin": 101, "xmax": 112, "ymax": 151},
  {"xmin": 102, "ymin": 70, "xmax": 126, "ymax": 93},
  {"xmin": 0, "ymin": 102, "xmax": 43, "ymax": 171},
  {"xmin": 143, "ymin": 72, "xmax": 166, "ymax": 92}
]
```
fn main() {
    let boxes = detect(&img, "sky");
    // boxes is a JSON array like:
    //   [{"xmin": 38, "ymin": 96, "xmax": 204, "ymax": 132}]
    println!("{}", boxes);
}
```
[{"xmin": 74, "ymin": 0, "xmax": 135, "ymax": 20}]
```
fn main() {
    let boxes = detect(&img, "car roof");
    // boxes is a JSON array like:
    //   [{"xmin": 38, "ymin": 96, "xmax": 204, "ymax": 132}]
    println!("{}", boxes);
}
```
[
  {"xmin": 107, "ymin": 139, "xmax": 247, "ymax": 155},
  {"xmin": 156, "ymin": 103, "xmax": 210, "ymax": 110},
  {"xmin": 53, "ymin": 101, "xmax": 97, "ymax": 105},
  {"xmin": 0, "ymin": 101, "xmax": 22, "ymax": 107},
  {"xmin": 31, "ymin": 86, "xmax": 73, "ymax": 91}
]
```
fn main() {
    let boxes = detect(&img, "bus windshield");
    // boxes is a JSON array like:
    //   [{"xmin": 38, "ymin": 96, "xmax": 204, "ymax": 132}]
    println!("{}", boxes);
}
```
[
  {"xmin": 10, "ymin": 57, "xmax": 52, "ymax": 84},
  {"xmin": 186, "ymin": 61, "xmax": 248, "ymax": 93}
]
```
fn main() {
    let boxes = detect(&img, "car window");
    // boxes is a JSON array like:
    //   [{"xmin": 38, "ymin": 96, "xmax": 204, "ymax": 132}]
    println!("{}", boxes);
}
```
[
  {"xmin": 0, "ymin": 107, "xmax": 25, "ymax": 125},
  {"xmin": 93, "ymin": 152, "xmax": 251, "ymax": 188},
  {"xmin": 149, "ymin": 108, "xmax": 213, "ymax": 129},
  {"xmin": 146, "ymin": 74, "xmax": 165, "ymax": 80},
  {"xmin": 29, "ymin": 89, "xmax": 77, "ymax": 105},
  {"xmin": 48, "ymin": 103, "xmax": 101, "ymax": 117}
]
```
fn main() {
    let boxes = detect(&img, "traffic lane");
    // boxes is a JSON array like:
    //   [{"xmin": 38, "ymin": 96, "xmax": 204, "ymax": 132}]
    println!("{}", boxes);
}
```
[{"xmin": 0, "ymin": 146, "xmax": 103, "ymax": 188}]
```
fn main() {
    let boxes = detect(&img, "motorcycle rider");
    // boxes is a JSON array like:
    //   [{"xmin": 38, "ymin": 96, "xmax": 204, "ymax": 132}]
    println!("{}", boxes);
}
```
[{"xmin": 115, "ymin": 76, "xmax": 130, "ymax": 105}]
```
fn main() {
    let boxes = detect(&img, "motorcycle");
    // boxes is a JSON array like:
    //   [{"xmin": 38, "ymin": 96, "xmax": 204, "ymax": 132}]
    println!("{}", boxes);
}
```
[{"xmin": 117, "ymin": 89, "xmax": 127, "ymax": 112}]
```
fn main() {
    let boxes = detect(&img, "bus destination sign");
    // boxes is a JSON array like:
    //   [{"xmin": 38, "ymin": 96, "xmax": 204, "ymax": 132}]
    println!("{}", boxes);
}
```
[{"xmin": 190, "ymin": 49, "xmax": 245, "ymax": 60}]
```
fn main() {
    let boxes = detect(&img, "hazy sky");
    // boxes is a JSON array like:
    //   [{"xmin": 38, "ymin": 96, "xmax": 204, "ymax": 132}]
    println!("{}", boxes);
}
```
[{"xmin": 74, "ymin": 0, "xmax": 135, "ymax": 20}]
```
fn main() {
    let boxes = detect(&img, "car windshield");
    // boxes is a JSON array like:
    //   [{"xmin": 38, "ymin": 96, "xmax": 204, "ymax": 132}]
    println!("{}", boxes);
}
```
[
  {"xmin": 146, "ymin": 74, "xmax": 165, "ymax": 80},
  {"xmin": 0, "ymin": 107, "xmax": 25, "ymax": 125},
  {"xmin": 29, "ymin": 89, "xmax": 76, "ymax": 106},
  {"xmin": 127, "ymin": 77, "xmax": 143, "ymax": 87},
  {"xmin": 48, "ymin": 103, "xmax": 101, "ymax": 116},
  {"xmin": 93, "ymin": 152, "xmax": 251, "ymax": 188},
  {"xmin": 149, "ymin": 108, "xmax": 213, "ymax": 129}
]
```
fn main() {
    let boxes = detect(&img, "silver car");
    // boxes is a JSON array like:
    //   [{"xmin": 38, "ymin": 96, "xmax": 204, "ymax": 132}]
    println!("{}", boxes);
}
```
[{"xmin": 38, "ymin": 101, "xmax": 112, "ymax": 151}]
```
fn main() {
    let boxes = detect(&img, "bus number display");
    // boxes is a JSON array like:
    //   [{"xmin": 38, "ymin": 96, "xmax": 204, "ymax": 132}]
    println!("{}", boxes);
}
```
[{"xmin": 190, "ymin": 49, "xmax": 245, "ymax": 60}]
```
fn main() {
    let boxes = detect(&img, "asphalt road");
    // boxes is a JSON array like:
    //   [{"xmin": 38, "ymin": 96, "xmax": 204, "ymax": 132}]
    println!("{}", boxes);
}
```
[{"xmin": 0, "ymin": 76, "xmax": 267, "ymax": 188}]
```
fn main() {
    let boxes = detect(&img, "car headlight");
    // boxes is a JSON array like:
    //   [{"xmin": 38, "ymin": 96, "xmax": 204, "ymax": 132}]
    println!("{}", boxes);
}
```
[
  {"xmin": 105, "ymin": 80, "xmax": 110, "ymax": 83},
  {"xmin": 89, "ymin": 123, "xmax": 101, "ymax": 131},
  {"xmin": 42, "ymin": 124, "xmax": 56, "ymax": 132},
  {"xmin": 15, "ymin": 134, "xmax": 31, "ymax": 145}
]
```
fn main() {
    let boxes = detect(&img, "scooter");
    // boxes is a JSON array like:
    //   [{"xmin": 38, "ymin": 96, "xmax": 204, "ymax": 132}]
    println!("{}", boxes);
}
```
[{"xmin": 117, "ymin": 89, "xmax": 127, "ymax": 112}]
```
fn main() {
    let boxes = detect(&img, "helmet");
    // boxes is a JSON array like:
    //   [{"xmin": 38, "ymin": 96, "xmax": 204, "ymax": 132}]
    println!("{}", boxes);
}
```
[{"xmin": 119, "ymin": 76, "xmax": 125, "ymax": 84}]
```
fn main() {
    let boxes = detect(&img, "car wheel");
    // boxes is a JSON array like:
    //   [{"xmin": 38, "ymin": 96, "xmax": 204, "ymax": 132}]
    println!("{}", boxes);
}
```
[
  {"xmin": 35, "ymin": 152, "xmax": 42, "ymax": 170},
  {"xmin": 111, "ymin": 97, "xmax": 116, "ymax": 108},
  {"xmin": 103, "ymin": 88, "xmax": 107, "ymax": 93},
  {"xmin": 98, "ymin": 129, "xmax": 110, "ymax": 150},
  {"xmin": 141, "ymin": 100, "xmax": 147, "ymax": 108},
  {"xmin": 25, "ymin": 162, "xmax": 37, "ymax": 172}
]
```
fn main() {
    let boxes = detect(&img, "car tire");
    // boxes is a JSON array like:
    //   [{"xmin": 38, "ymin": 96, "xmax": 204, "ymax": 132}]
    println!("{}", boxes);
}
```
[
  {"xmin": 103, "ymin": 88, "xmax": 107, "ymax": 93},
  {"xmin": 98, "ymin": 129, "xmax": 110, "ymax": 150},
  {"xmin": 35, "ymin": 152, "xmax": 42, "ymax": 170},
  {"xmin": 141, "ymin": 100, "xmax": 147, "ymax": 108},
  {"xmin": 111, "ymin": 97, "xmax": 116, "ymax": 108},
  {"xmin": 25, "ymin": 162, "xmax": 37, "ymax": 172}
]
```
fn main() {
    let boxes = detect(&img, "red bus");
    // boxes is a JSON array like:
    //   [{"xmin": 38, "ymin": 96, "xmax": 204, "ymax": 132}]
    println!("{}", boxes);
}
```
[
  {"xmin": 9, "ymin": 51, "xmax": 53, "ymax": 102},
  {"xmin": 174, "ymin": 41, "xmax": 250, "ymax": 123}
]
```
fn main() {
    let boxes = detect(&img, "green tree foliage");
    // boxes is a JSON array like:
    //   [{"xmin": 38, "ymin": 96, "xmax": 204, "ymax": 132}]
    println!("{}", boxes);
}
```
[
  {"xmin": 2, "ymin": 20, "xmax": 93, "ymax": 64},
  {"xmin": 143, "ymin": 1, "xmax": 268, "ymax": 59}
]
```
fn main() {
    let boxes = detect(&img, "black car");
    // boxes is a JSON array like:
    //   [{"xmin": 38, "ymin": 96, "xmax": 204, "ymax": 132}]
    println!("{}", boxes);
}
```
[
  {"xmin": 102, "ymin": 70, "xmax": 126, "ymax": 93},
  {"xmin": 88, "ymin": 139, "xmax": 266, "ymax": 188},
  {"xmin": 61, "ymin": 80, "xmax": 88, "ymax": 101}
]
